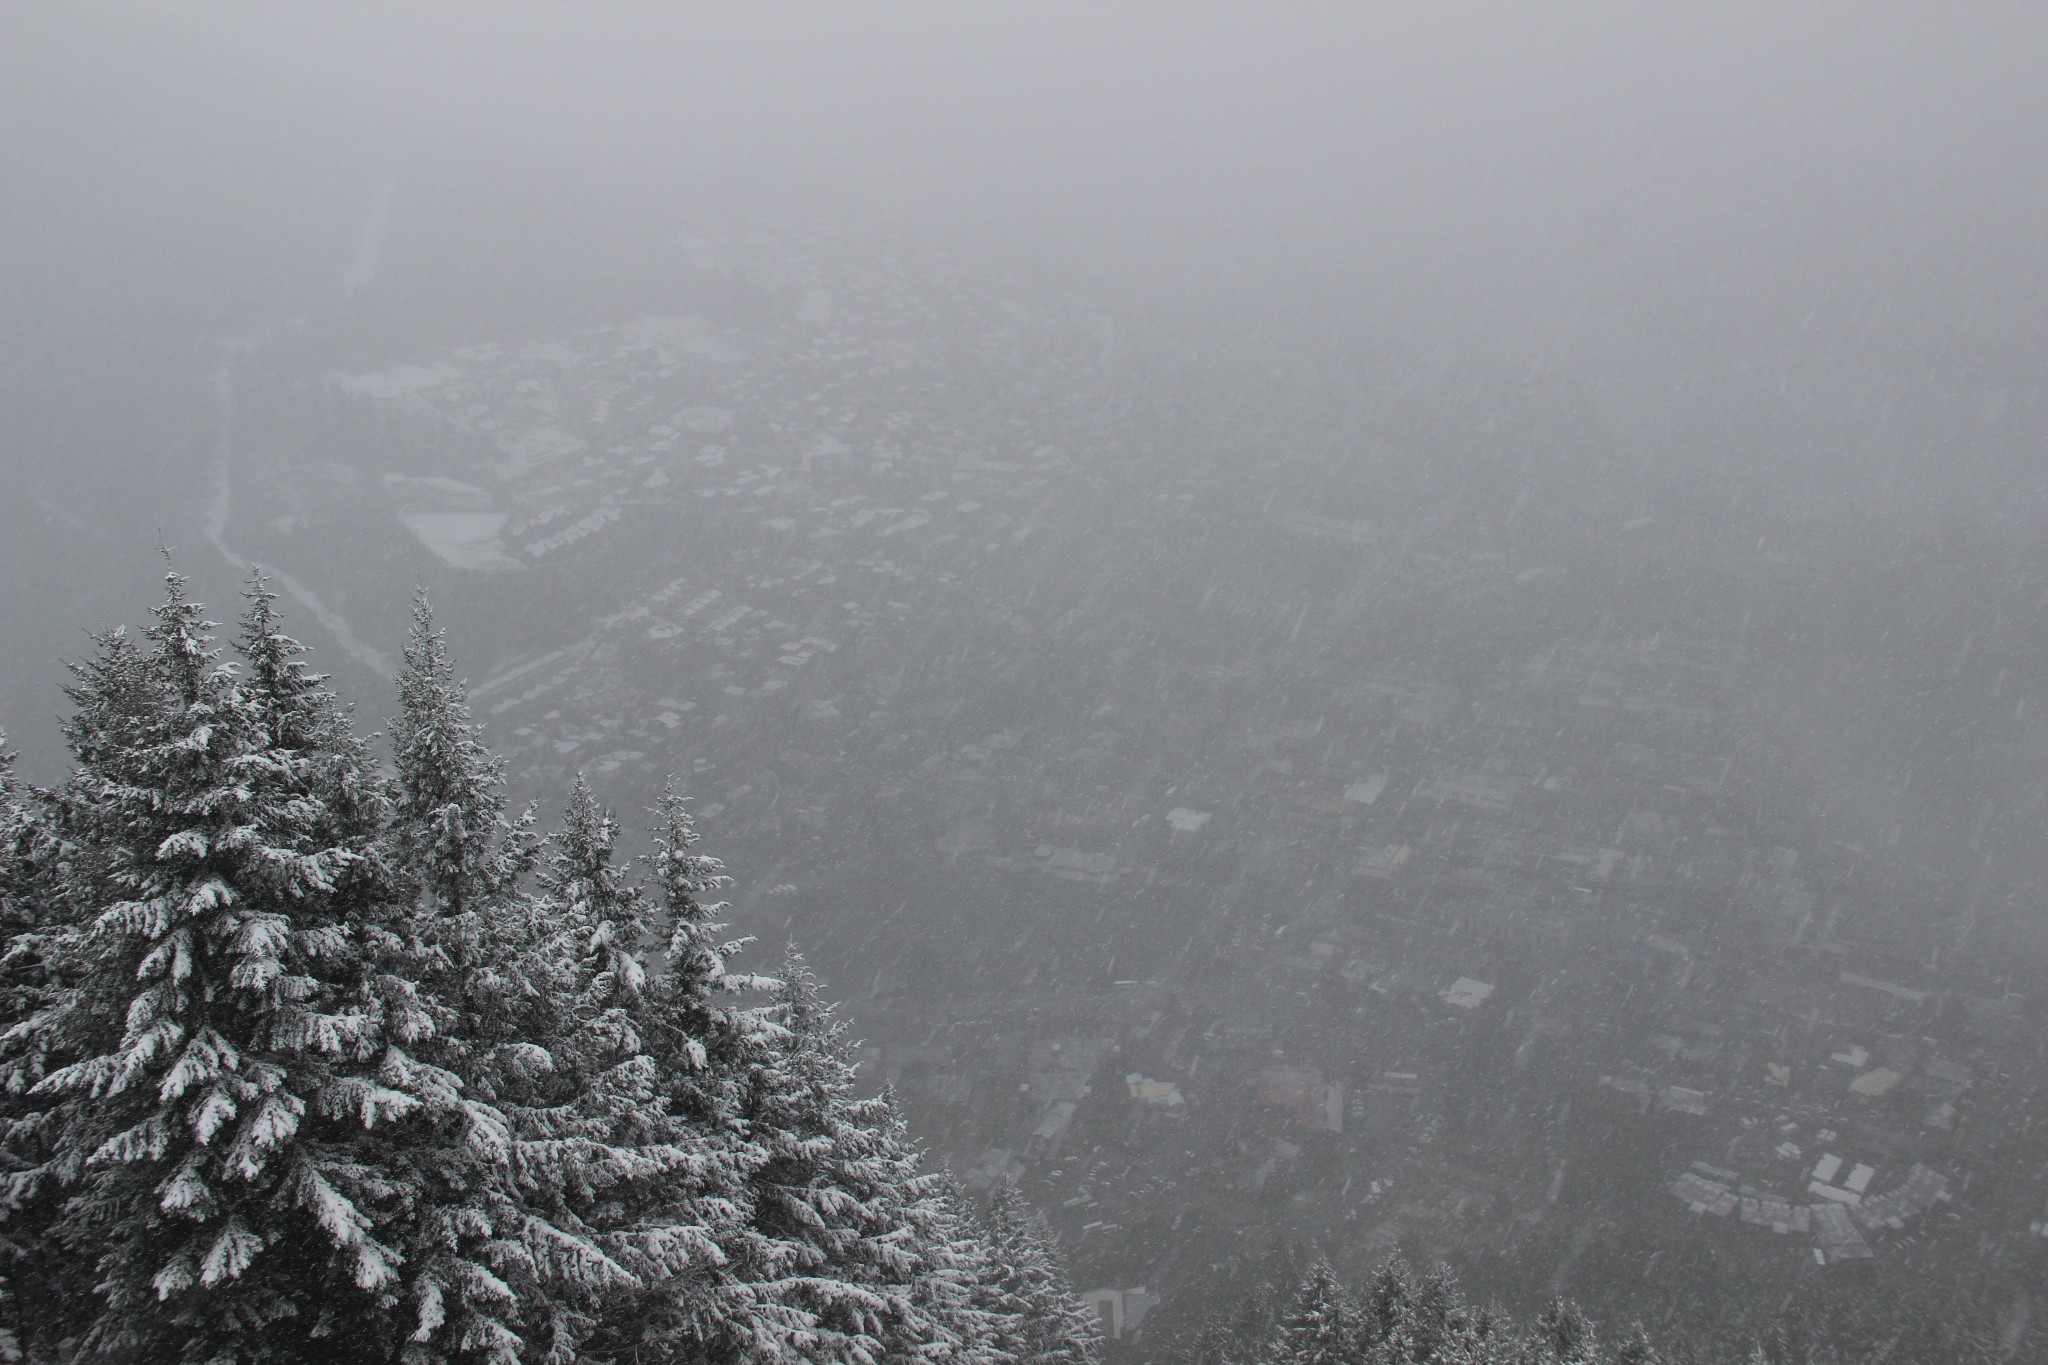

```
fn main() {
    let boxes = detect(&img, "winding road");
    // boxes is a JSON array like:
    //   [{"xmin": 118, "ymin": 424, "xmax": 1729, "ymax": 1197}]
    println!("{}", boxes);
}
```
[{"xmin": 205, "ymin": 349, "xmax": 396, "ymax": 677}]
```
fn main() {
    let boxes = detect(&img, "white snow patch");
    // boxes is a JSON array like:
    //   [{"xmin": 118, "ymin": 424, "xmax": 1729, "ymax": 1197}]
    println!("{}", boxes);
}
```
[
  {"xmin": 331, "ymin": 363, "xmax": 459, "ymax": 400},
  {"xmin": 1344, "ymin": 774, "xmax": 1390, "ymax": 805},
  {"xmin": 1440, "ymin": 977, "xmax": 1495, "ymax": 1010},
  {"xmin": 400, "ymin": 512, "xmax": 517, "ymax": 571},
  {"xmin": 383, "ymin": 475, "xmax": 492, "ymax": 509}
]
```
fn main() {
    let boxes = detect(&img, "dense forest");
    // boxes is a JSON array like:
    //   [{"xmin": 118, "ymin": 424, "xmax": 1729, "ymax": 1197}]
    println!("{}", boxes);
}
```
[{"xmin": 0, "ymin": 570, "xmax": 1673, "ymax": 1364}]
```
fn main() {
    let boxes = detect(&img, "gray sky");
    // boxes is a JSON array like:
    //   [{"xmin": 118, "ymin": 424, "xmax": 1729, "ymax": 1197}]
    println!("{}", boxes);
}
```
[
  {"xmin": 68, "ymin": 1, "xmax": 2045, "ymax": 259},
  {"xmin": 32, "ymin": 0, "xmax": 2027, "ymax": 437}
]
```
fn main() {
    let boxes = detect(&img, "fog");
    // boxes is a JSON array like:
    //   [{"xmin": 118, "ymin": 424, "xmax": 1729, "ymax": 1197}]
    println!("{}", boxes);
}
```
[{"xmin": 5, "ymin": 2, "xmax": 2047, "ymax": 1356}]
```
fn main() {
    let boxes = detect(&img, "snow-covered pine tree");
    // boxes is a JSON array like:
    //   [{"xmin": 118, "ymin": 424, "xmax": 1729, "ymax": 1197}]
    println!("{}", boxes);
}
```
[
  {"xmin": 1, "ymin": 628, "xmax": 167, "ymax": 1352},
  {"xmin": 641, "ymin": 781, "xmax": 768, "ymax": 1122},
  {"xmin": 861, "ymin": 1102, "xmax": 978, "ymax": 1365},
  {"xmin": 380, "ymin": 592, "xmax": 623, "ymax": 1361},
  {"xmin": 1467, "ymin": 1308, "xmax": 1517, "ymax": 1365},
  {"xmin": 546, "ymin": 777, "xmax": 655, "ymax": 1040},
  {"xmin": 1193, "ymin": 1249, "xmax": 1300, "ymax": 1365},
  {"xmin": 1534, "ymin": 1298, "xmax": 1600, "ymax": 1365},
  {"xmin": 390, "ymin": 592, "xmax": 538, "ymax": 924},
  {"xmin": 240, "ymin": 578, "xmax": 563, "ymax": 1365},
  {"xmin": 239, "ymin": 575, "xmax": 346, "ymax": 750},
  {"xmin": 581, "ymin": 782, "xmax": 784, "ymax": 1363},
  {"xmin": 0, "ymin": 731, "xmax": 59, "ymax": 1075},
  {"xmin": 395, "ymin": 622, "xmax": 777, "ymax": 1364},
  {"xmin": 984, "ymin": 1181, "xmax": 1100, "ymax": 1365},
  {"xmin": 0, "ymin": 731, "xmax": 73, "ymax": 1354},
  {"xmin": 738, "ymin": 944, "xmax": 935, "ymax": 1363},
  {"xmin": 1176, "ymin": 1300, "xmax": 1247, "ymax": 1365},
  {"xmin": 1403, "ymin": 1264, "xmax": 1489, "ymax": 1365},
  {"xmin": 387, "ymin": 591, "xmax": 547, "ymax": 1066},
  {"xmin": 233, "ymin": 577, "xmax": 414, "ymax": 1038},
  {"xmin": 1356, "ymin": 1255, "xmax": 1418, "ymax": 1362},
  {"xmin": 1165, "ymin": 1258, "xmax": 1642, "ymax": 1365},
  {"xmin": 517, "ymin": 776, "xmax": 756, "ymax": 1364},
  {"xmin": 0, "ymin": 572, "xmax": 440, "ymax": 1362},
  {"xmin": 1269, "ymin": 1258, "xmax": 1362, "ymax": 1365},
  {"xmin": 446, "ymin": 776, "xmax": 718, "ymax": 1360},
  {"xmin": 892, "ymin": 1168, "xmax": 1019, "ymax": 1365},
  {"xmin": 645, "ymin": 781, "xmax": 764, "ymax": 1081},
  {"xmin": 1611, "ymin": 1322, "xmax": 1660, "ymax": 1365}
]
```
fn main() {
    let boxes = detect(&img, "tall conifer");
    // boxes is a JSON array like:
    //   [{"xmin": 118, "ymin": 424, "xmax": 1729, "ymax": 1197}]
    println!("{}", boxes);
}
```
[
  {"xmin": 0, "ymin": 733, "xmax": 70, "ymax": 1354},
  {"xmin": 1612, "ymin": 1322, "xmax": 1661, "ymax": 1365},
  {"xmin": 391, "ymin": 594, "xmax": 536, "ymax": 923},
  {"xmin": 984, "ymin": 1182, "xmax": 1099, "ymax": 1365},
  {"xmin": 1356, "ymin": 1254, "xmax": 1421, "ymax": 1362},
  {"xmin": 589, "ymin": 784, "xmax": 779, "ymax": 1363},
  {"xmin": 1270, "ymin": 1259, "xmax": 1362, "ymax": 1365},
  {"xmin": 894, "ymin": 1169, "xmax": 1018, "ymax": 1365},
  {"xmin": 1535, "ymin": 1298, "xmax": 1600, "ymax": 1365},
  {"xmin": 738, "ymin": 946, "xmax": 934, "ymax": 1362},
  {"xmin": 3, "ymin": 573, "xmax": 423, "ymax": 1360}
]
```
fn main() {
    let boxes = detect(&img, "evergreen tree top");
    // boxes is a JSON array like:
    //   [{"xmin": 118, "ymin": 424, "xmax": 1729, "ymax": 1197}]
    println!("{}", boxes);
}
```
[
  {"xmin": 774, "ymin": 941, "xmax": 832, "ymax": 1042},
  {"xmin": 1360, "ymin": 1252, "xmax": 1417, "ymax": 1350},
  {"xmin": 1271, "ymin": 1258, "xmax": 1361, "ymax": 1365},
  {"xmin": 984, "ymin": 1182, "xmax": 1099, "ymax": 1365},
  {"xmin": 236, "ymin": 573, "xmax": 328, "ymax": 737},
  {"xmin": 1538, "ymin": 1296, "xmax": 1600, "ymax": 1365},
  {"xmin": 543, "ymin": 775, "xmax": 654, "ymax": 1020},
  {"xmin": 389, "ymin": 593, "xmax": 537, "ymax": 929},
  {"xmin": 391, "ymin": 589, "xmax": 505, "ymax": 821},
  {"xmin": 9, "ymin": 574, "xmax": 429, "ymax": 1357},
  {"xmin": 645, "ymin": 780, "xmax": 744, "ymax": 988},
  {"xmin": 143, "ymin": 564, "xmax": 223, "ymax": 704},
  {"xmin": 1613, "ymin": 1322, "xmax": 1662, "ymax": 1365}
]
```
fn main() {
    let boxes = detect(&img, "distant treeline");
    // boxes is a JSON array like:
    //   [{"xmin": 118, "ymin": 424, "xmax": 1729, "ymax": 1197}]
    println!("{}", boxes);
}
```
[
  {"xmin": 1169, "ymin": 1251, "xmax": 1658, "ymax": 1365},
  {"xmin": 1157, "ymin": 1245, "xmax": 2020, "ymax": 1365}
]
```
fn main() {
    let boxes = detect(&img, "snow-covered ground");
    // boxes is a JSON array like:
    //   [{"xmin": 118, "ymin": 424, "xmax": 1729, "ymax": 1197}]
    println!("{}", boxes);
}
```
[
  {"xmin": 331, "ymin": 362, "xmax": 460, "ymax": 401},
  {"xmin": 399, "ymin": 512, "xmax": 518, "ymax": 570}
]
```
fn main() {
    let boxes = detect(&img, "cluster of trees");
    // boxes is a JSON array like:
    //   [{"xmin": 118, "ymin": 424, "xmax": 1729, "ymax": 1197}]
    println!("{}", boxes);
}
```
[
  {"xmin": 1175, "ymin": 1256, "xmax": 1661, "ymax": 1365},
  {"xmin": 0, "ymin": 571, "xmax": 1101, "ymax": 1364}
]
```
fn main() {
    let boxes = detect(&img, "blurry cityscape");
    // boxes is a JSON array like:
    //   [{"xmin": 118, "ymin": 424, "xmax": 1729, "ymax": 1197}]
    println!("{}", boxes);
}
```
[{"xmin": 195, "ymin": 217, "xmax": 2048, "ymax": 1354}]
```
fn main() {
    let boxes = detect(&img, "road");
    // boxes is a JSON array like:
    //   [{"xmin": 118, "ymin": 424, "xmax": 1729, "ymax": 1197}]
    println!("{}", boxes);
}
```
[{"xmin": 205, "ymin": 347, "xmax": 396, "ymax": 678}]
